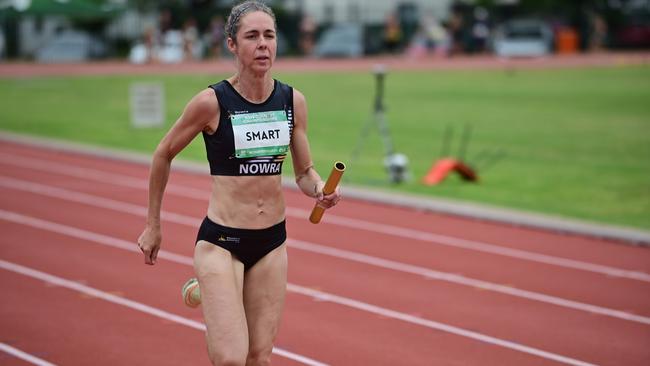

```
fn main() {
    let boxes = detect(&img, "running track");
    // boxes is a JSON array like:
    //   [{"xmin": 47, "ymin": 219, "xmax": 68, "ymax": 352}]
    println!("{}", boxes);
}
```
[{"xmin": 1, "ymin": 139, "xmax": 649, "ymax": 366}]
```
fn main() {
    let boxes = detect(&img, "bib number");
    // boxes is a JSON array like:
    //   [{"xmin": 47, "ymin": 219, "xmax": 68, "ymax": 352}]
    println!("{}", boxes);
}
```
[{"xmin": 231, "ymin": 110, "xmax": 290, "ymax": 158}]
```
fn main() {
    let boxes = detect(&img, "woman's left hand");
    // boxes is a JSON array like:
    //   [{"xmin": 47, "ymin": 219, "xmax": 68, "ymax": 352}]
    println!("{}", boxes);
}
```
[{"xmin": 315, "ymin": 182, "xmax": 341, "ymax": 209}]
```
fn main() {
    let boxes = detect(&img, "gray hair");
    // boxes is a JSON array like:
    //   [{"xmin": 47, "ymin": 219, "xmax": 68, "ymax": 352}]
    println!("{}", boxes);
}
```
[{"xmin": 225, "ymin": 1, "xmax": 276, "ymax": 42}]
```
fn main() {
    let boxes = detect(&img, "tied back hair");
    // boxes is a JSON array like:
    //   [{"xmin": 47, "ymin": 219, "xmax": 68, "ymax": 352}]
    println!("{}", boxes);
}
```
[{"xmin": 225, "ymin": 1, "xmax": 276, "ymax": 43}]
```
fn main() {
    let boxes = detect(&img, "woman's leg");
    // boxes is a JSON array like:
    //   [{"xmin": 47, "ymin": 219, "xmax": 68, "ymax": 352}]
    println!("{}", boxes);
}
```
[
  {"xmin": 194, "ymin": 240, "xmax": 248, "ymax": 366},
  {"xmin": 242, "ymin": 243, "xmax": 288, "ymax": 366}
]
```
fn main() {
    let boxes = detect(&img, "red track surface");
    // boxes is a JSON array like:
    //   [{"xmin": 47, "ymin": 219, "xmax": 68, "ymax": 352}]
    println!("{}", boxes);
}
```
[
  {"xmin": 0, "ymin": 52, "xmax": 649, "ymax": 77},
  {"xmin": 1, "ymin": 140, "xmax": 649, "ymax": 366}
]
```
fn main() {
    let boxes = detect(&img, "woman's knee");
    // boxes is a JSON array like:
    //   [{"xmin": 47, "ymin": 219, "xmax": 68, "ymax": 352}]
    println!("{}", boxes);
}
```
[
  {"xmin": 205, "ymin": 328, "xmax": 248, "ymax": 366},
  {"xmin": 246, "ymin": 345, "xmax": 273, "ymax": 366},
  {"xmin": 207, "ymin": 347, "xmax": 247, "ymax": 366}
]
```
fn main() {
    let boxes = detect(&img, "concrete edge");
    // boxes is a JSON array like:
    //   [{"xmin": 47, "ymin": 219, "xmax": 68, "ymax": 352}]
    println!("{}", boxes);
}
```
[{"xmin": 2, "ymin": 131, "xmax": 649, "ymax": 246}]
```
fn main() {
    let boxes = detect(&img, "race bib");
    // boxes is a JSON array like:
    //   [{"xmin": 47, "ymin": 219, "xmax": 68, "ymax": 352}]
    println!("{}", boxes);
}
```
[{"xmin": 231, "ymin": 110, "xmax": 290, "ymax": 158}]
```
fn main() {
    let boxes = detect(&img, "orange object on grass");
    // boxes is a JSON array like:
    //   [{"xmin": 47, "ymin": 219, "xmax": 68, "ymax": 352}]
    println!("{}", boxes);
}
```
[{"xmin": 423, "ymin": 158, "xmax": 478, "ymax": 186}]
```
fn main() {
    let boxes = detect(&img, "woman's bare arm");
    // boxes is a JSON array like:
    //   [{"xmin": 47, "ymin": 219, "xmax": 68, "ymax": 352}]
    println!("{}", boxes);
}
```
[
  {"xmin": 290, "ymin": 89, "xmax": 341, "ymax": 207},
  {"xmin": 138, "ymin": 88, "xmax": 218, "ymax": 265}
]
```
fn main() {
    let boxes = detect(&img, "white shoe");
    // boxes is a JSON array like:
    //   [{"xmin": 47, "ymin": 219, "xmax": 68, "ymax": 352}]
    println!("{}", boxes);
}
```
[{"xmin": 182, "ymin": 277, "xmax": 201, "ymax": 308}]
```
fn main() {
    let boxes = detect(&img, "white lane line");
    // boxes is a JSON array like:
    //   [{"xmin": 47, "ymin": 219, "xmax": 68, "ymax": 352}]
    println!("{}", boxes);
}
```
[
  {"xmin": 1, "ymin": 178, "xmax": 649, "ymax": 325},
  {"xmin": 286, "ymin": 206, "xmax": 650, "ymax": 283},
  {"xmin": 287, "ymin": 239, "xmax": 650, "ymax": 325},
  {"xmin": 1, "ymin": 154, "xmax": 647, "ymax": 283},
  {"xmin": 287, "ymin": 284, "xmax": 598, "ymax": 366},
  {"xmin": 0, "ymin": 260, "xmax": 327, "ymax": 366},
  {"xmin": 0, "ymin": 153, "xmax": 208, "ymax": 199},
  {"xmin": 0, "ymin": 343, "xmax": 57, "ymax": 366},
  {"xmin": 0, "ymin": 175, "xmax": 200, "ymax": 227},
  {"xmin": 0, "ymin": 209, "xmax": 193, "ymax": 265},
  {"xmin": 0, "ymin": 215, "xmax": 599, "ymax": 366}
]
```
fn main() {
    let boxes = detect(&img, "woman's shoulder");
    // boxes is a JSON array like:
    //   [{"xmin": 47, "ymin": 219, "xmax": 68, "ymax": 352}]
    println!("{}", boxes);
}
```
[
  {"xmin": 208, "ymin": 79, "xmax": 229, "ymax": 91},
  {"xmin": 291, "ymin": 87, "xmax": 306, "ymax": 106},
  {"xmin": 185, "ymin": 88, "xmax": 219, "ymax": 117}
]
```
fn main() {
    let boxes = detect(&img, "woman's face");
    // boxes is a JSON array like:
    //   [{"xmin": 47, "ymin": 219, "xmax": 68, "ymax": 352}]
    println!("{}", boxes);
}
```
[{"xmin": 228, "ymin": 11, "xmax": 277, "ymax": 74}]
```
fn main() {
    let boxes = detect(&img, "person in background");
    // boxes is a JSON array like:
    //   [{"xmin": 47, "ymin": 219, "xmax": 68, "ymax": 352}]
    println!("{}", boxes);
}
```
[
  {"xmin": 208, "ymin": 15, "xmax": 226, "ymax": 59},
  {"xmin": 299, "ymin": 14, "xmax": 317, "ymax": 56},
  {"xmin": 383, "ymin": 12, "xmax": 402, "ymax": 53},
  {"xmin": 182, "ymin": 17, "xmax": 199, "ymax": 60}
]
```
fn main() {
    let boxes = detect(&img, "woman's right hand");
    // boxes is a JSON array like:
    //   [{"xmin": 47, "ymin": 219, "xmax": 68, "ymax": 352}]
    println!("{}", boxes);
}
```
[{"xmin": 137, "ymin": 225, "xmax": 162, "ymax": 265}]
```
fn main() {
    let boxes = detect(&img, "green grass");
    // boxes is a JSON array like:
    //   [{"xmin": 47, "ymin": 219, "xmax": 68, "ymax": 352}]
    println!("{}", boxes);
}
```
[{"xmin": 1, "ymin": 66, "xmax": 649, "ymax": 229}]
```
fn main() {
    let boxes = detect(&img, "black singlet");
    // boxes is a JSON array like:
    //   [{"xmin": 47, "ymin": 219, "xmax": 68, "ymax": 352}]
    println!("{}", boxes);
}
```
[{"xmin": 203, "ymin": 79, "xmax": 294, "ymax": 176}]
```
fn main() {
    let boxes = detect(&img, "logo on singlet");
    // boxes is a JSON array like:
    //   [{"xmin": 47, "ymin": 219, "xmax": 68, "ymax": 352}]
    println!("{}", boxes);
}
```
[{"xmin": 239, "ymin": 162, "xmax": 282, "ymax": 175}]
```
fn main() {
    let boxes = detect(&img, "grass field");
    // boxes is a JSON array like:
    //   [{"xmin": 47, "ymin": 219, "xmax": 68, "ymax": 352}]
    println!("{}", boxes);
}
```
[{"xmin": 1, "ymin": 65, "xmax": 649, "ymax": 229}]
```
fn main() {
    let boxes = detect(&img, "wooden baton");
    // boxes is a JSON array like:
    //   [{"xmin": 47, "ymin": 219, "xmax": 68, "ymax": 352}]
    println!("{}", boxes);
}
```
[{"xmin": 309, "ymin": 161, "xmax": 346, "ymax": 224}]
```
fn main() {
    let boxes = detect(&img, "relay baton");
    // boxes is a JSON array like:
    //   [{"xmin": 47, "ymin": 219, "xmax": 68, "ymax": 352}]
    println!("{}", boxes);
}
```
[{"xmin": 309, "ymin": 161, "xmax": 346, "ymax": 224}]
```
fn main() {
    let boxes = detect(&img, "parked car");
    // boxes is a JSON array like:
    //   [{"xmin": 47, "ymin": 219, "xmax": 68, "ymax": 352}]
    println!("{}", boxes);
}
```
[
  {"xmin": 314, "ymin": 23, "xmax": 363, "ymax": 58},
  {"xmin": 491, "ymin": 19, "xmax": 553, "ymax": 57},
  {"xmin": 36, "ymin": 30, "xmax": 107, "ymax": 63}
]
